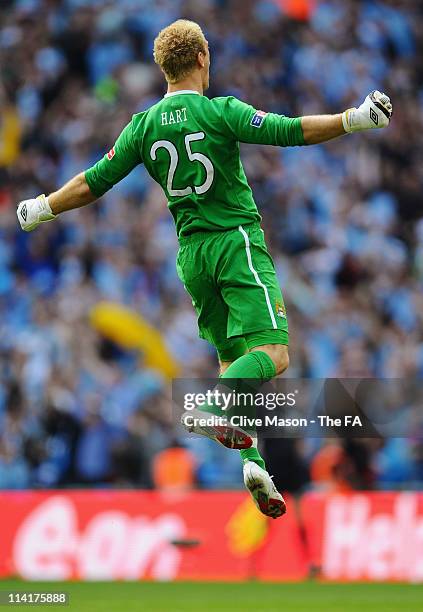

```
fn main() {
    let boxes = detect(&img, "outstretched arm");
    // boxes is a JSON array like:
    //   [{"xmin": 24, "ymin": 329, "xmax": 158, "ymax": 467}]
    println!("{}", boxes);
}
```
[
  {"xmin": 49, "ymin": 172, "xmax": 96, "ymax": 214},
  {"xmin": 17, "ymin": 172, "xmax": 97, "ymax": 232},
  {"xmin": 223, "ymin": 90, "xmax": 392, "ymax": 147},
  {"xmin": 301, "ymin": 114, "xmax": 345, "ymax": 145},
  {"xmin": 302, "ymin": 91, "xmax": 392, "ymax": 144},
  {"xmin": 17, "ymin": 119, "xmax": 141, "ymax": 232}
]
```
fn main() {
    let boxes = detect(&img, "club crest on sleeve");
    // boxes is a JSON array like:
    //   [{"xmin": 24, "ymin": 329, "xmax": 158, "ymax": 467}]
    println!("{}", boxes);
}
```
[
  {"xmin": 251, "ymin": 110, "xmax": 268, "ymax": 128},
  {"xmin": 107, "ymin": 147, "xmax": 115, "ymax": 160}
]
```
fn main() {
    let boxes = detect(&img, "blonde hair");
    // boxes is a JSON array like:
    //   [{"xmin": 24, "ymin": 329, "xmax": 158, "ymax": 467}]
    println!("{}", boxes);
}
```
[{"xmin": 153, "ymin": 20, "xmax": 207, "ymax": 84}]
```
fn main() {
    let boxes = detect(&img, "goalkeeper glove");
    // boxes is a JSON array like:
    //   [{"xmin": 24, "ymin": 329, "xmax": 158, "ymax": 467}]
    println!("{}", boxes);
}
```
[
  {"xmin": 342, "ymin": 90, "xmax": 392, "ymax": 133},
  {"xmin": 17, "ymin": 194, "xmax": 56, "ymax": 232}
]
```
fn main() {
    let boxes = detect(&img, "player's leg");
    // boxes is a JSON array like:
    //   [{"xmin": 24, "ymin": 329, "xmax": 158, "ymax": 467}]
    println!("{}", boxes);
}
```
[
  {"xmin": 177, "ymin": 227, "xmax": 287, "ymax": 516},
  {"xmin": 176, "ymin": 243, "xmax": 254, "ymax": 448},
  {"xmin": 215, "ymin": 332, "xmax": 288, "ymax": 518},
  {"xmin": 216, "ymin": 341, "xmax": 269, "ymax": 470},
  {"xmin": 220, "ymin": 343, "xmax": 288, "ymax": 375},
  {"xmin": 218, "ymin": 225, "xmax": 290, "ymax": 517},
  {"xmin": 181, "ymin": 344, "xmax": 255, "ymax": 448},
  {"xmin": 250, "ymin": 342, "xmax": 289, "ymax": 374},
  {"xmin": 243, "ymin": 332, "xmax": 290, "ymax": 518},
  {"xmin": 219, "ymin": 223, "xmax": 290, "ymax": 434},
  {"xmin": 237, "ymin": 340, "xmax": 289, "ymax": 464},
  {"xmin": 217, "ymin": 334, "xmax": 288, "ymax": 471},
  {"xmin": 193, "ymin": 336, "xmax": 257, "ymax": 448}
]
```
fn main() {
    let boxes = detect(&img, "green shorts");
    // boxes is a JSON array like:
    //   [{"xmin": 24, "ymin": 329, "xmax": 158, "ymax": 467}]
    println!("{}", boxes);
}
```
[{"xmin": 176, "ymin": 223, "xmax": 289, "ymax": 362}]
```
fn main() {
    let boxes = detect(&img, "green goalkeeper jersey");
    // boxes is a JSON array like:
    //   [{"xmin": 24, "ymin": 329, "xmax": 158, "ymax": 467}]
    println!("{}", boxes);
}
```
[{"xmin": 85, "ymin": 91, "xmax": 305, "ymax": 238}]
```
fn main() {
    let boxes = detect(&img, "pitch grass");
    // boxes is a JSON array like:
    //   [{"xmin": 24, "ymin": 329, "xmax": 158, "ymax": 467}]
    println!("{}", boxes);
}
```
[{"xmin": 0, "ymin": 580, "xmax": 422, "ymax": 612}]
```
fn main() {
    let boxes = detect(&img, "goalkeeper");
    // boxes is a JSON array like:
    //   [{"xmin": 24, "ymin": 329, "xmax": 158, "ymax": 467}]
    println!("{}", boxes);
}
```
[{"xmin": 17, "ymin": 20, "xmax": 392, "ymax": 518}]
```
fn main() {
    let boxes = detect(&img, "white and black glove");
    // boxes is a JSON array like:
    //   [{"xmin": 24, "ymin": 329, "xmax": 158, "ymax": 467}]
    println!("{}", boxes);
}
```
[
  {"xmin": 342, "ymin": 90, "xmax": 392, "ymax": 133},
  {"xmin": 17, "ymin": 194, "xmax": 56, "ymax": 232}
]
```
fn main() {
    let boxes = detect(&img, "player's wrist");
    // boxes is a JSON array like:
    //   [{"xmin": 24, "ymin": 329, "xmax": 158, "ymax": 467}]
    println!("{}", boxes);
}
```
[
  {"xmin": 341, "ymin": 108, "xmax": 355, "ymax": 134},
  {"xmin": 45, "ymin": 192, "xmax": 60, "ymax": 216},
  {"xmin": 36, "ymin": 194, "xmax": 56, "ymax": 221},
  {"xmin": 342, "ymin": 106, "xmax": 370, "ymax": 133},
  {"xmin": 42, "ymin": 195, "xmax": 55, "ymax": 218}
]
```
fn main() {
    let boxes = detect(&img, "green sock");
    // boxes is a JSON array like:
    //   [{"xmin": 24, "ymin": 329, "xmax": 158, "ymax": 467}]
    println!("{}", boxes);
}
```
[
  {"xmin": 220, "ymin": 351, "xmax": 275, "ymax": 470},
  {"xmin": 202, "ymin": 351, "xmax": 276, "ymax": 416},
  {"xmin": 221, "ymin": 350, "xmax": 276, "ymax": 381},
  {"xmin": 200, "ymin": 352, "xmax": 275, "ymax": 468},
  {"xmin": 240, "ymin": 446, "xmax": 266, "ymax": 470}
]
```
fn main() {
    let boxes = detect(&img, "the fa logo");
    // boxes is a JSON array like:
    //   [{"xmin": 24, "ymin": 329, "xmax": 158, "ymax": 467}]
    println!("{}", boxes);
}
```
[
  {"xmin": 251, "ymin": 110, "xmax": 267, "ymax": 128},
  {"xmin": 107, "ymin": 147, "xmax": 115, "ymax": 160}
]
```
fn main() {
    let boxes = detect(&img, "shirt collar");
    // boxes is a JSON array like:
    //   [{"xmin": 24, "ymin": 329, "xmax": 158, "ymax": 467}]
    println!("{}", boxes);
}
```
[{"xmin": 164, "ymin": 90, "xmax": 201, "ymax": 98}]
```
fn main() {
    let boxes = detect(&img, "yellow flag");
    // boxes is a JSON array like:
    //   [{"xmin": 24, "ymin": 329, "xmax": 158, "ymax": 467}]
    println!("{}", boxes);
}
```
[
  {"xmin": 90, "ymin": 301, "xmax": 180, "ymax": 379},
  {"xmin": 0, "ymin": 107, "xmax": 21, "ymax": 167}
]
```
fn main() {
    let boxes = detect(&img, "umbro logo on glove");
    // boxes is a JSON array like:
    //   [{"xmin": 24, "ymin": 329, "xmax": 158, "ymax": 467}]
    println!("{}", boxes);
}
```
[
  {"xmin": 342, "ymin": 90, "xmax": 392, "ymax": 133},
  {"xmin": 20, "ymin": 203, "xmax": 28, "ymax": 222},
  {"xmin": 370, "ymin": 107, "xmax": 378, "ymax": 126}
]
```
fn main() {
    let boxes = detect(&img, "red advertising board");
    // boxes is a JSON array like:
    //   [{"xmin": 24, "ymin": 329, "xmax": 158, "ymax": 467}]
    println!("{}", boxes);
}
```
[
  {"xmin": 301, "ymin": 492, "xmax": 423, "ymax": 582},
  {"xmin": 0, "ymin": 491, "xmax": 422, "ymax": 582},
  {"xmin": 0, "ymin": 491, "xmax": 305, "ymax": 581}
]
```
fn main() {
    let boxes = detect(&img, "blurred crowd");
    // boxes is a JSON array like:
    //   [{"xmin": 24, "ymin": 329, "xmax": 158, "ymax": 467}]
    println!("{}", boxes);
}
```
[{"xmin": 0, "ymin": 0, "xmax": 422, "ymax": 491}]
